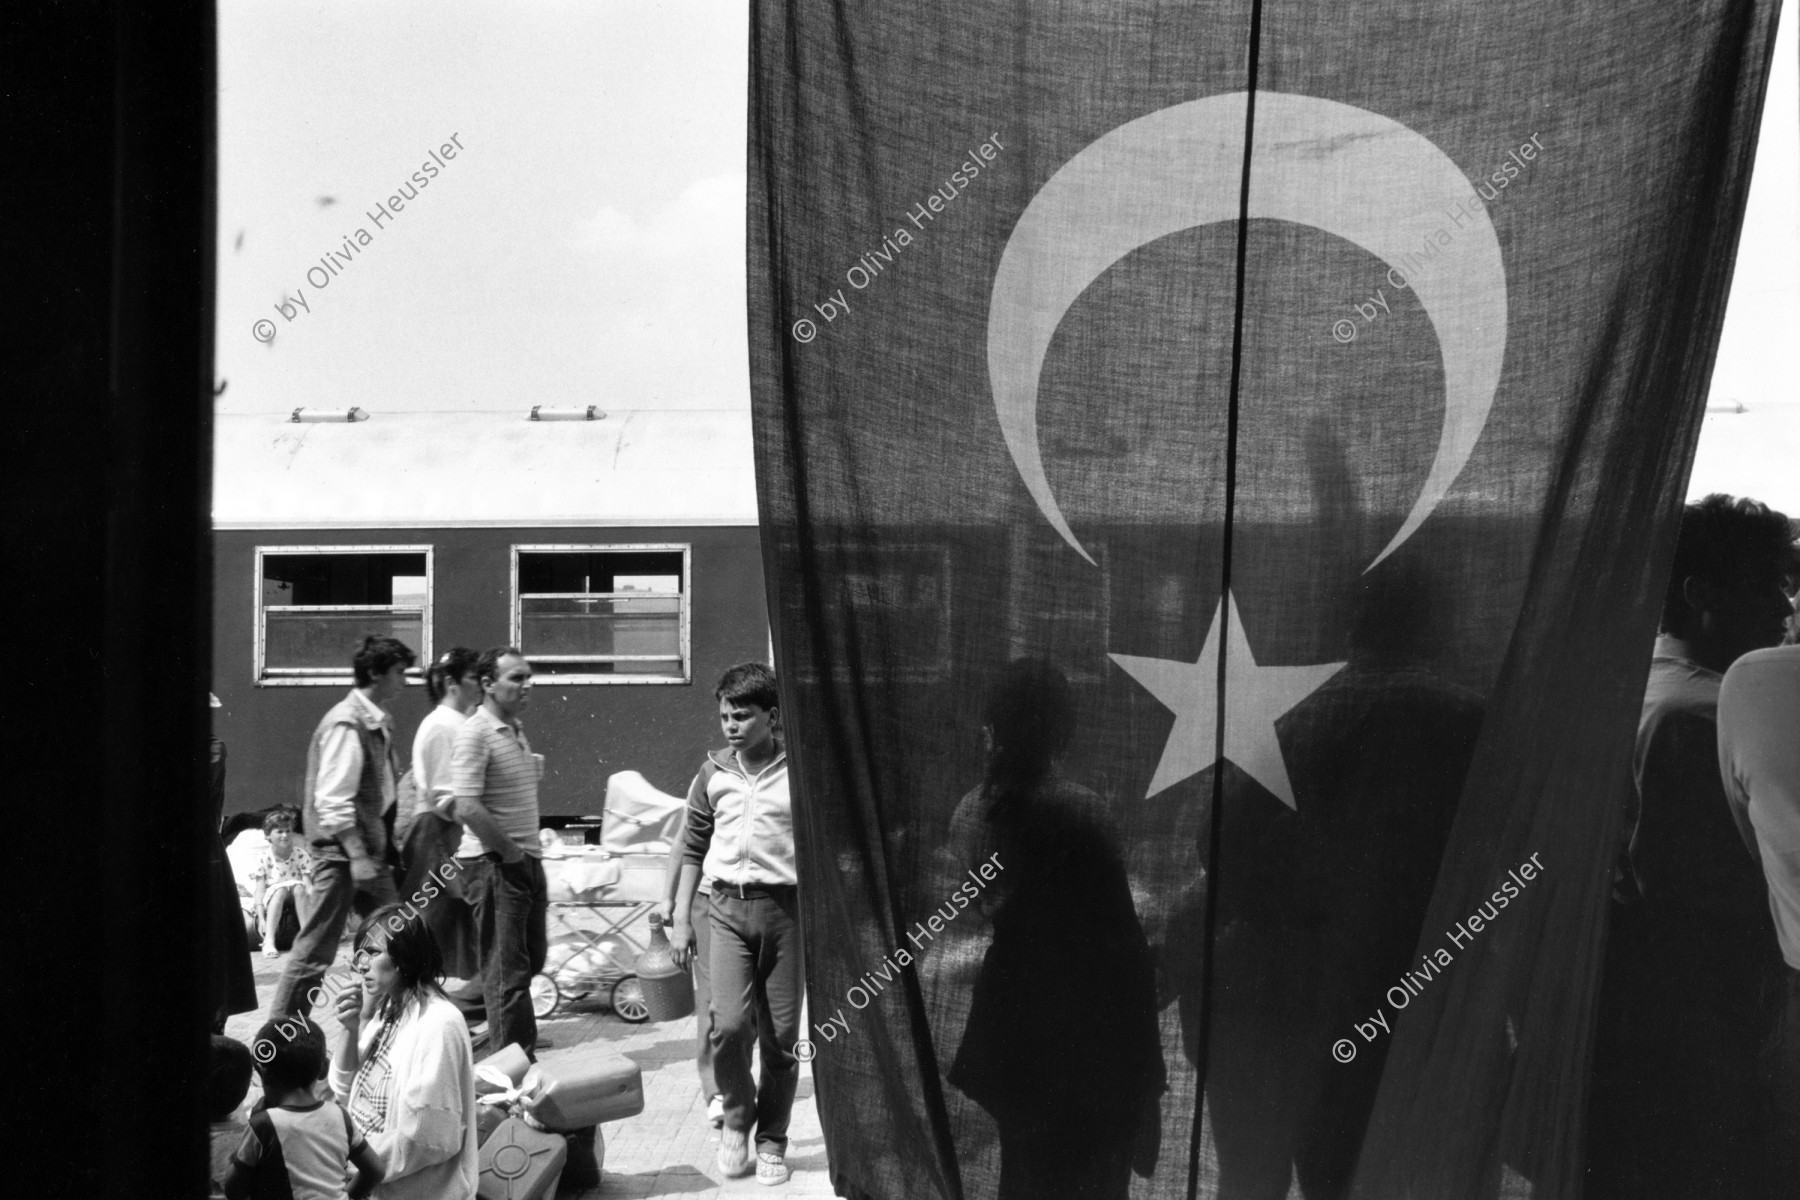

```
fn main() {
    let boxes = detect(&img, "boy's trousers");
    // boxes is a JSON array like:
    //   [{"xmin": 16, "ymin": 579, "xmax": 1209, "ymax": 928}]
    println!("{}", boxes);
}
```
[{"xmin": 708, "ymin": 883, "xmax": 804, "ymax": 1153}]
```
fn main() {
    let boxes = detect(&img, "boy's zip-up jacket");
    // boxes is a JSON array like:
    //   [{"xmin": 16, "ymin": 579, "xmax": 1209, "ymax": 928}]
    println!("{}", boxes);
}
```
[{"xmin": 681, "ymin": 747, "xmax": 795, "ymax": 887}]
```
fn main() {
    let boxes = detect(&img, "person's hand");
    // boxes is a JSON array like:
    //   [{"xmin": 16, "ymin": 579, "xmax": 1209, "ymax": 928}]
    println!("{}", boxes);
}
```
[
  {"xmin": 670, "ymin": 918, "xmax": 694, "ymax": 969},
  {"xmin": 335, "ymin": 981, "xmax": 365, "ymax": 1033},
  {"xmin": 653, "ymin": 900, "xmax": 674, "ymax": 925},
  {"xmin": 499, "ymin": 843, "xmax": 527, "ymax": 866},
  {"xmin": 348, "ymin": 855, "xmax": 382, "ymax": 883}
]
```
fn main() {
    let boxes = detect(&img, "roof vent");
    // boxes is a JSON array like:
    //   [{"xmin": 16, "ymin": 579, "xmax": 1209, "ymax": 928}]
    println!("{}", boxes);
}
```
[
  {"xmin": 290, "ymin": 407, "xmax": 367, "ymax": 423},
  {"xmin": 530, "ymin": 405, "xmax": 604, "ymax": 421}
]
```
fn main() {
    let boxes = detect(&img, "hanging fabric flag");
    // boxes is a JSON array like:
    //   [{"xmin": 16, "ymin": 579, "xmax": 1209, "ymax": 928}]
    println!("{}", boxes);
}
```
[{"xmin": 746, "ymin": 3, "xmax": 1782, "ymax": 1198}]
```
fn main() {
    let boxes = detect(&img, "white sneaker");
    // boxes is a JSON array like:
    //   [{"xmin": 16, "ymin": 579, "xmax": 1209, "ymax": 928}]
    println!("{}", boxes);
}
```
[
  {"xmin": 717, "ymin": 1127, "xmax": 752, "ymax": 1178},
  {"xmin": 707, "ymin": 1094, "xmax": 725, "ymax": 1128},
  {"xmin": 756, "ymin": 1150, "xmax": 789, "ymax": 1186}
]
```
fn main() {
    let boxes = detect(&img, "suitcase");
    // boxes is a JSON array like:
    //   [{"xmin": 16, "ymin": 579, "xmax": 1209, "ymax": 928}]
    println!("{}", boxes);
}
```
[
  {"xmin": 478, "ymin": 1117, "xmax": 567, "ymax": 1200},
  {"xmin": 530, "ymin": 1043, "xmax": 644, "ymax": 1130},
  {"xmin": 556, "ymin": 1125, "xmax": 603, "ymax": 1192}
]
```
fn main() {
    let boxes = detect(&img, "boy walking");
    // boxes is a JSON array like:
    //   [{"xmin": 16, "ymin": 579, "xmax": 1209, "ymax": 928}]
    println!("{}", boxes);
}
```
[{"xmin": 671, "ymin": 663, "xmax": 803, "ymax": 1186}]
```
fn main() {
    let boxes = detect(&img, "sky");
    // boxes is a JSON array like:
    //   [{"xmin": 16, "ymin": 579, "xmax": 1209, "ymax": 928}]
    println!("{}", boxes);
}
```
[
  {"xmin": 216, "ymin": 0, "xmax": 1796, "ymax": 506},
  {"xmin": 216, "ymin": 0, "xmax": 749, "ymax": 417}
]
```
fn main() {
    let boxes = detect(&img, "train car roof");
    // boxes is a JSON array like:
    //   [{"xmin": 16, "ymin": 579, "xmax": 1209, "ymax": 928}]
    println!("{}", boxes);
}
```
[{"xmin": 212, "ymin": 408, "xmax": 758, "ymax": 528}]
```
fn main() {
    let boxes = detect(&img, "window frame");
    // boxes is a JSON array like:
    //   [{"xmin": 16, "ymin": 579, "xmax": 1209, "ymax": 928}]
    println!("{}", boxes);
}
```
[
  {"xmin": 509, "ymin": 543, "xmax": 692, "ymax": 685},
  {"xmin": 252, "ymin": 544, "xmax": 434, "ymax": 687}
]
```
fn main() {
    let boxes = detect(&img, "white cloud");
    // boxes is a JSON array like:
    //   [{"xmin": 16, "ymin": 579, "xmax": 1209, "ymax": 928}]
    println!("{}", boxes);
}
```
[{"xmin": 574, "ymin": 173, "xmax": 746, "ymax": 257}]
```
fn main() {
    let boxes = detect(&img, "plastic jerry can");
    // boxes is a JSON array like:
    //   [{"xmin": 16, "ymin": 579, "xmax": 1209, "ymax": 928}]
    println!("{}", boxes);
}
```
[
  {"xmin": 477, "ymin": 1043, "xmax": 532, "ymax": 1095},
  {"xmin": 635, "ymin": 913, "xmax": 695, "ymax": 1021},
  {"xmin": 556, "ymin": 1125, "xmax": 603, "ymax": 1192},
  {"xmin": 478, "ymin": 1117, "xmax": 567, "ymax": 1200},
  {"xmin": 529, "ymin": 1044, "xmax": 645, "ymax": 1130}
]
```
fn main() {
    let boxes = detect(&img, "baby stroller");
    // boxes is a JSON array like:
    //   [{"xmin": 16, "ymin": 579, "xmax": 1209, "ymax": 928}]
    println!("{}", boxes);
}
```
[{"xmin": 531, "ymin": 771, "xmax": 685, "ymax": 1023}]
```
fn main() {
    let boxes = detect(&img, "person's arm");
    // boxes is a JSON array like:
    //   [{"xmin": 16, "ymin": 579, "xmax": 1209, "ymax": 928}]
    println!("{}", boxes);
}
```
[
  {"xmin": 361, "ymin": 1007, "xmax": 472, "ymax": 1180},
  {"xmin": 317, "ymin": 723, "xmax": 381, "ymax": 879},
  {"xmin": 345, "ymin": 1128, "xmax": 387, "ymax": 1200},
  {"xmin": 1717, "ymin": 719, "xmax": 1766, "ymax": 861},
  {"xmin": 449, "ymin": 724, "xmax": 524, "ymax": 862},
  {"xmin": 247, "ymin": 855, "xmax": 268, "ymax": 915},
  {"xmin": 223, "ymin": 1122, "xmax": 264, "ymax": 1200},
  {"xmin": 455, "ymin": 798, "xmax": 525, "ymax": 862},
  {"xmin": 671, "ymin": 863, "xmax": 703, "ymax": 969},
  {"xmin": 658, "ymin": 805, "xmax": 690, "ymax": 923},
  {"xmin": 670, "ymin": 770, "xmax": 714, "ymax": 966},
  {"xmin": 415, "ymin": 720, "xmax": 460, "ymax": 820},
  {"xmin": 330, "ymin": 986, "xmax": 375, "ymax": 1101}
]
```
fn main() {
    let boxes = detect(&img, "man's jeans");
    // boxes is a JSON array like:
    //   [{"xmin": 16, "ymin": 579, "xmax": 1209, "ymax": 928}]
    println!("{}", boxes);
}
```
[
  {"xmin": 709, "ymin": 885, "xmax": 804, "ymax": 1153},
  {"xmin": 461, "ymin": 854, "xmax": 548, "ymax": 1057},
  {"xmin": 270, "ymin": 855, "xmax": 398, "ymax": 1019}
]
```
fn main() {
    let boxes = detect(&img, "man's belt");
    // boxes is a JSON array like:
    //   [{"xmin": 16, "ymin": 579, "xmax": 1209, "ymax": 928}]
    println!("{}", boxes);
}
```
[{"xmin": 708, "ymin": 878, "xmax": 797, "ymax": 900}]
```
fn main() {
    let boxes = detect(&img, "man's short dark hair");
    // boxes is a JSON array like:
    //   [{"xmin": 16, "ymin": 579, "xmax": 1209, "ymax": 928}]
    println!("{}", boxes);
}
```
[
  {"xmin": 260, "ymin": 806, "xmax": 299, "ymax": 836},
  {"xmin": 1661, "ymin": 493, "xmax": 1799, "ymax": 636},
  {"xmin": 716, "ymin": 662, "xmax": 778, "ymax": 710},
  {"xmin": 474, "ymin": 646, "xmax": 525, "ymax": 687},
  {"xmin": 251, "ymin": 1019, "xmax": 326, "ymax": 1093},
  {"xmin": 208, "ymin": 1034, "xmax": 253, "ymax": 1120},
  {"xmin": 352, "ymin": 634, "xmax": 417, "ymax": 686}
]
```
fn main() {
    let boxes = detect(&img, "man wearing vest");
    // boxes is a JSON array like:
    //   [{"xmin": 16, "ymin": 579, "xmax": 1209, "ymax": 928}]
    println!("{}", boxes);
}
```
[{"xmin": 270, "ymin": 635, "xmax": 414, "ymax": 1020}]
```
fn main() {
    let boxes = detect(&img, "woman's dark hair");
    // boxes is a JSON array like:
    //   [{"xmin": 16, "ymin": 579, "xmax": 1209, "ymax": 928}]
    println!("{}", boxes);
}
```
[
  {"xmin": 260, "ymin": 806, "xmax": 299, "ymax": 836},
  {"xmin": 352, "ymin": 634, "xmax": 417, "ymax": 687},
  {"xmin": 353, "ymin": 902, "xmax": 447, "ymax": 1023},
  {"xmin": 208, "ymin": 1034, "xmax": 253, "ymax": 1119},
  {"xmin": 251, "ymin": 1020, "xmax": 326, "ymax": 1093},
  {"xmin": 981, "ymin": 658, "xmax": 1076, "ymax": 813},
  {"xmin": 716, "ymin": 661, "xmax": 778, "ymax": 710},
  {"xmin": 425, "ymin": 646, "xmax": 483, "ymax": 705}
]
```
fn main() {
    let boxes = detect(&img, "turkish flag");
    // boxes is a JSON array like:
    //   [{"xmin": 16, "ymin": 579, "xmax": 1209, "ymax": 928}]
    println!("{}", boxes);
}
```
[{"xmin": 747, "ymin": 3, "xmax": 1781, "ymax": 1198}]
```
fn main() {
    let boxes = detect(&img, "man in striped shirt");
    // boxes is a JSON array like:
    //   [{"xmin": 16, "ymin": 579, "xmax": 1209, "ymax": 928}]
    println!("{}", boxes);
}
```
[{"xmin": 451, "ymin": 646, "xmax": 547, "ymax": 1057}]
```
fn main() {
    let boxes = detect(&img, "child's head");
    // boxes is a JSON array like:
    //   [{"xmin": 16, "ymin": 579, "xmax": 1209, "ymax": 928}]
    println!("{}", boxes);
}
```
[
  {"xmin": 208, "ymin": 1034, "xmax": 253, "ymax": 1120},
  {"xmin": 251, "ymin": 1019, "xmax": 326, "ymax": 1096},
  {"xmin": 715, "ymin": 662, "xmax": 779, "ymax": 754},
  {"xmin": 261, "ymin": 807, "xmax": 299, "ymax": 858}
]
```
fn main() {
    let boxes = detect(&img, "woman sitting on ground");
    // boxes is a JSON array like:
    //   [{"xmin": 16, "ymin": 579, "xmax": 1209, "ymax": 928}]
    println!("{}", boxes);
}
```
[{"xmin": 332, "ymin": 903, "xmax": 479, "ymax": 1199}]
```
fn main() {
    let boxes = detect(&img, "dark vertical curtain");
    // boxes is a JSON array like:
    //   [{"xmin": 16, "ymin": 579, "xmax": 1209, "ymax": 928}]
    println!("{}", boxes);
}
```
[
  {"xmin": 749, "ymin": 2, "xmax": 1781, "ymax": 1199},
  {"xmin": 10, "ymin": 3, "xmax": 216, "ymax": 1196}
]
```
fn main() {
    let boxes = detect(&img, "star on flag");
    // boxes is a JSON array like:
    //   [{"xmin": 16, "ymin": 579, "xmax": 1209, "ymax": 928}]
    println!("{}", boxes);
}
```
[{"xmin": 1110, "ymin": 589, "xmax": 1347, "ymax": 808}]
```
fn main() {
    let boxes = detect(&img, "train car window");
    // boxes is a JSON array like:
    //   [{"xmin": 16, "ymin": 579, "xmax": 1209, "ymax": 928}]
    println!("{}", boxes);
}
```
[
  {"xmin": 511, "ymin": 544, "xmax": 690, "ymax": 684},
  {"xmin": 255, "ymin": 546, "xmax": 433, "ymax": 685}
]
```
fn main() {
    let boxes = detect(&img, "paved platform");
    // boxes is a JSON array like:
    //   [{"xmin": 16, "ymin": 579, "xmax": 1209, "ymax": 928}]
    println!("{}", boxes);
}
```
[{"xmin": 225, "ymin": 940, "xmax": 835, "ymax": 1199}]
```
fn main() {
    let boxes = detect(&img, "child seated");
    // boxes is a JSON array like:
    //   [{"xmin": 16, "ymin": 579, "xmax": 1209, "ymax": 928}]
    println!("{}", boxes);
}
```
[
  {"xmin": 225, "ymin": 1019, "xmax": 385, "ymax": 1200},
  {"xmin": 209, "ymin": 1035, "xmax": 253, "ymax": 1199},
  {"xmin": 248, "ymin": 808, "xmax": 315, "ymax": 958}
]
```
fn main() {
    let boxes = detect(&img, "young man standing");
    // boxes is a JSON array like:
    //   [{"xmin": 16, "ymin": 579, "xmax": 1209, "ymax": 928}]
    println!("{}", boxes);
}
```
[
  {"xmin": 451, "ymin": 647, "xmax": 547, "ymax": 1058},
  {"xmin": 671, "ymin": 663, "xmax": 802, "ymax": 1186},
  {"xmin": 270, "ymin": 635, "xmax": 414, "ymax": 1020},
  {"xmin": 1589, "ymin": 494, "xmax": 1796, "ymax": 1199}
]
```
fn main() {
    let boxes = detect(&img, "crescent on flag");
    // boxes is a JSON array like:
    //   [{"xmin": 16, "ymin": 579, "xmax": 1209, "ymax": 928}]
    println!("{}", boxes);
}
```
[{"xmin": 987, "ymin": 91, "xmax": 1508, "ymax": 570}]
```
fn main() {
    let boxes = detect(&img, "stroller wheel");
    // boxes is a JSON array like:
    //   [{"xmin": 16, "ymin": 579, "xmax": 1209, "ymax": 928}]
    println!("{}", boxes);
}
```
[
  {"xmin": 611, "ymin": 976, "xmax": 649, "ymax": 1023},
  {"xmin": 530, "ymin": 973, "xmax": 561, "ymax": 1020}
]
